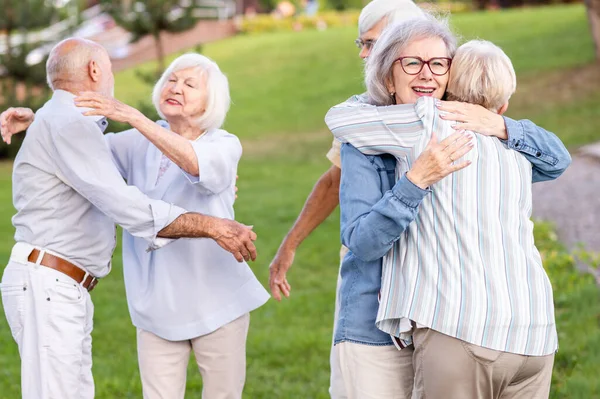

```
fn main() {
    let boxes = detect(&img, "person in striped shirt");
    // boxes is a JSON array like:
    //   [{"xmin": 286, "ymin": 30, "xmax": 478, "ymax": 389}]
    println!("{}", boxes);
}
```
[{"xmin": 326, "ymin": 20, "xmax": 569, "ymax": 398}]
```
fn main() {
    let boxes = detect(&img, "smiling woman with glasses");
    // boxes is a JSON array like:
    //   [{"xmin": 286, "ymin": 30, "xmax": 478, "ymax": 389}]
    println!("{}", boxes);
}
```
[{"xmin": 394, "ymin": 56, "xmax": 452, "ymax": 76}]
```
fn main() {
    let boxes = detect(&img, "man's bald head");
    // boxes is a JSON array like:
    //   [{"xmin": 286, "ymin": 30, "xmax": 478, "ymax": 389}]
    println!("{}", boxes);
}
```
[{"xmin": 46, "ymin": 38, "xmax": 114, "ymax": 96}]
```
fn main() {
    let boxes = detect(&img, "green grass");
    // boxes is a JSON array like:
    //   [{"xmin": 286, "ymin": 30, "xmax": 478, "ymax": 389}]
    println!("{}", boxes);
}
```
[
  {"xmin": 1, "ymin": 4, "xmax": 600, "ymax": 398},
  {"xmin": 115, "ymin": 4, "xmax": 596, "ymax": 147}
]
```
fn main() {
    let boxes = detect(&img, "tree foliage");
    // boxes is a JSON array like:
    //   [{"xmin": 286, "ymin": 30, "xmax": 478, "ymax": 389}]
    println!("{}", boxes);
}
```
[
  {"xmin": 0, "ymin": 0, "xmax": 60, "ymax": 158},
  {"xmin": 101, "ymin": 0, "xmax": 201, "ymax": 76}
]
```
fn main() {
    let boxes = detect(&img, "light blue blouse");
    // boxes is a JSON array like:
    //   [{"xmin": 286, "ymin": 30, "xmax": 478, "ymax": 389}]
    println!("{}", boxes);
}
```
[{"xmin": 105, "ymin": 123, "xmax": 269, "ymax": 341}]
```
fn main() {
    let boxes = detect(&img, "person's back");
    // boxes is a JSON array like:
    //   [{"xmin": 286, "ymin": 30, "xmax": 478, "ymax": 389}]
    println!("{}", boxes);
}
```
[
  {"xmin": 12, "ymin": 91, "xmax": 117, "ymax": 276},
  {"xmin": 380, "ymin": 41, "xmax": 557, "ymax": 356}
]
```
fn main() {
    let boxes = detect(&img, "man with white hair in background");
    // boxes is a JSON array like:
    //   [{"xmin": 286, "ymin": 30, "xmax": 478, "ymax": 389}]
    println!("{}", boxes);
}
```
[
  {"xmin": 267, "ymin": 0, "xmax": 423, "ymax": 397},
  {"xmin": 0, "ymin": 38, "xmax": 257, "ymax": 399}
]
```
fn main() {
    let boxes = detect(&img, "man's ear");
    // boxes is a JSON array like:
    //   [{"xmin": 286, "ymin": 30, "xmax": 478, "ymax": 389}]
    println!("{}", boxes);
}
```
[
  {"xmin": 88, "ymin": 60, "xmax": 100, "ymax": 83},
  {"xmin": 498, "ymin": 102, "xmax": 509, "ymax": 115}
]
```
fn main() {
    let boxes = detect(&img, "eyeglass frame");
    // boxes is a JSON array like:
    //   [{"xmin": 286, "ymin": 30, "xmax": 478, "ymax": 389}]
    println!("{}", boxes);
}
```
[
  {"xmin": 354, "ymin": 38, "xmax": 376, "ymax": 50},
  {"xmin": 393, "ymin": 56, "xmax": 453, "ymax": 76}
]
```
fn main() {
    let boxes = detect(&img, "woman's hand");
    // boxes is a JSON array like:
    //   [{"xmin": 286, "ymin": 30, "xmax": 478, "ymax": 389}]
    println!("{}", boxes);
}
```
[
  {"xmin": 75, "ymin": 92, "xmax": 142, "ymax": 124},
  {"xmin": 1, "ymin": 107, "xmax": 34, "ymax": 144},
  {"xmin": 437, "ymin": 100, "xmax": 507, "ymax": 140},
  {"xmin": 406, "ymin": 130, "xmax": 474, "ymax": 189}
]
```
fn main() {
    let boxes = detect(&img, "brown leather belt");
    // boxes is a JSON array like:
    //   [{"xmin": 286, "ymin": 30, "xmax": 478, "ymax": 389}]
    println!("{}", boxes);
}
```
[{"xmin": 28, "ymin": 249, "xmax": 99, "ymax": 292}]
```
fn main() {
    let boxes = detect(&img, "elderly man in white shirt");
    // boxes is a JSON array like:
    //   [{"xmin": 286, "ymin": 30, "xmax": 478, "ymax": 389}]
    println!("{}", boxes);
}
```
[{"xmin": 0, "ymin": 38, "xmax": 257, "ymax": 399}]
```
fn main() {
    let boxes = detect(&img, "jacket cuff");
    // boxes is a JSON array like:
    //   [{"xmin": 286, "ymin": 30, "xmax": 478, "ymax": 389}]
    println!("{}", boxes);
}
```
[
  {"xmin": 503, "ymin": 116, "xmax": 526, "ymax": 149},
  {"xmin": 391, "ymin": 174, "xmax": 430, "ymax": 208}
]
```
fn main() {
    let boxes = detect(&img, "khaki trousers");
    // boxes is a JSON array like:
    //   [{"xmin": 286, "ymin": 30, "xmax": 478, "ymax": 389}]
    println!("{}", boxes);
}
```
[
  {"xmin": 411, "ymin": 328, "xmax": 554, "ymax": 399},
  {"xmin": 334, "ymin": 341, "xmax": 414, "ymax": 399},
  {"xmin": 137, "ymin": 313, "xmax": 250, "ymax": 399}
]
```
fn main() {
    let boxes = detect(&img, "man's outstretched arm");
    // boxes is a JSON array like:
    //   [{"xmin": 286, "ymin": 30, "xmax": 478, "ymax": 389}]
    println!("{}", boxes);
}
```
[
  {"xmin": 158, "ymin": 213, "xmax": 257, "ymax": 263},
  {"xmin": 269, "ymin": 164, "xmax": 341, "ymax": 301}
]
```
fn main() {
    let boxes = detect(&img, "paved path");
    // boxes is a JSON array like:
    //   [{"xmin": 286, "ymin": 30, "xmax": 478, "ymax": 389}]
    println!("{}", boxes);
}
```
[
  {"xmin": 533, "ymin": 148, "xmax": 600, "ymax": 252},
  {"xmin": 532, "ymin": 145, "xmax": 600, "ymax": 278}
]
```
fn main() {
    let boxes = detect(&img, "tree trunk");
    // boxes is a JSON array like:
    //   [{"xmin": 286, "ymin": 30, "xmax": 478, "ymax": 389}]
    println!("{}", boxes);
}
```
[
  {"xmin": 475, "ymin": 0, "xmax": 489, "ymax": 11},
  {"xmin": 585, "ymin": 0, "xmax": 600, "ymax": 60},
  {"xmin": 153, "ymin": 31, "xmax": 165, "ymax": 77}
]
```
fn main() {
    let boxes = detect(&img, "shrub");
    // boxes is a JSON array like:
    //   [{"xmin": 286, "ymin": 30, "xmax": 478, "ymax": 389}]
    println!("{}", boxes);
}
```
[{"xmin": 236, "ymin": 11, "xmax": 360, "ymax": 34}]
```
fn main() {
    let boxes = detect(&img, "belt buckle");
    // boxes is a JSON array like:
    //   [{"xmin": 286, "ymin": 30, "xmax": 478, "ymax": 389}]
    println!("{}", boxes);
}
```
[
  {"xmin": 81, "ymin": 272, "xmax": 98, "ymax": 292},
  {"xmin": 88, "ymin": 277, "xmax": 98, "ymax": 292}
]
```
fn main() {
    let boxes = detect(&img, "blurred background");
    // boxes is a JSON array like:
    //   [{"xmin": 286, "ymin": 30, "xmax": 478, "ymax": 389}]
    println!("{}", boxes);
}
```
[{"xmin": 0, "ymin": 0, "xmax": 599, "ymax": 397}]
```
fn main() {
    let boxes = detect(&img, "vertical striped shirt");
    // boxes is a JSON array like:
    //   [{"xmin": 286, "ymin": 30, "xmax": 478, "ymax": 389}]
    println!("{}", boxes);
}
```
[{"xmin": 325, "ymin": 96, "xmax": 558, "ymax": 356}]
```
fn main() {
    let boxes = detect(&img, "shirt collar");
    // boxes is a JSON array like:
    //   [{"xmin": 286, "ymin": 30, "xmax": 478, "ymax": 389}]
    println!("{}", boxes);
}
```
[
  {"xmin": 157, "ymin": 119, "xmax": 208, "ymax": 142},
  {"xmin": 52, "ymin": 89, "xmax": 109, "ymax": 133}
]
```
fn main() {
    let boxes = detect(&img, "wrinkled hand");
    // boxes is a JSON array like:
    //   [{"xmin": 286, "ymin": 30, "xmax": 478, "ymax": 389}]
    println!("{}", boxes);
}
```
[
  {"xmin": 268, "ymin": 247, "xmax": 294, "ymax": 301},
  {"xmin": 1, "ymin": 107, "xmax": 34, "ymax": 144},
  {"xmin": 437, "ymin": 100, "xmax": 507, "ymax": 139},
  {"xmin": 407, "ymin": 130, "xmax": 474, "ymax": 189},
  {"xmin": 74, "ymin": 92, "xmax": 140, "ymax": 123},
  {"xmin": 210, "ymin": 218, "xmax": 257, "ymax": 263}
]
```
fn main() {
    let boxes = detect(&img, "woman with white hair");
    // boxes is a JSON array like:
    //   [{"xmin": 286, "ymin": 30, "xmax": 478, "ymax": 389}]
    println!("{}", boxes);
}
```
[{"xmin": 70, "ymin": 53, "xmax": 270, "ymax": 398}]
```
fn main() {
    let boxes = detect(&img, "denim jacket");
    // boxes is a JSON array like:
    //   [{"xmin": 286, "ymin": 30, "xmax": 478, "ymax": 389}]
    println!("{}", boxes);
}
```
[{"xmin": 335, "ymin": 117, "xmax": 571, "ymax": 346}]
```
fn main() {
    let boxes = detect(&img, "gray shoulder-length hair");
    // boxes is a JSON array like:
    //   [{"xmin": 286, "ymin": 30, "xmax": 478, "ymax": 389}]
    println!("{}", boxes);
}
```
[
  {"xmin": 152, "ymin": 53, "xmax": 231, "ymax": 131},
  {"xmin": 365, "ymin": 14, "xmax": 458, "ymax": 105}
]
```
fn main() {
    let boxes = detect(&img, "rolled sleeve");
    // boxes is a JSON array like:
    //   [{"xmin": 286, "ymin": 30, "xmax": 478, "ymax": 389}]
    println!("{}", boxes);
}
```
[
  {"xmin": 390, "ymin": 175, "xmax": 431, "ymax": 208},
  {"xmin": 147, "ymin": 201, "xmax": 186, "ymax": 250},
  {"xmin": 503, "ymin": 116, "xmax": 571, "ymax": 182},
  {"xmin": 326, "ymin": 138, "xmax": 342, "ymax": 168},
  {"xmin": 504, "ymin": 117, "xmax": 557, "ymax": 165},
  {"xmin": 182, "ymin": 132, "xmax": 241, "ymax": 195}
]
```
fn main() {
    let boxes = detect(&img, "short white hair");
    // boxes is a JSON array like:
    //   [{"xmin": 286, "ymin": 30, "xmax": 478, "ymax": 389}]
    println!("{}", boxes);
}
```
[
  {"xmin": 365, "ymin": 15, "xmax": 457, "ymax": 105},
  {"xmin": 447, "ymin": 40, "xmax": 516, "ymax": 111},
  {"xmin": 46, "ymin": 38, "xmax": 103, "ymax": 90},
  {"xmin": 358, "ymin": 0, "xmax": 424, "ymax": 35},
  {"xmin": 152, "ymin": 53, "xmax": 230, "ymax": 131}
]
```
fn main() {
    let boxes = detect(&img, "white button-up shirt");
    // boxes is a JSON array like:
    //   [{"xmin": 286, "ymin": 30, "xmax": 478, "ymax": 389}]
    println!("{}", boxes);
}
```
[
  {"xmin": 12, "ymin": 90, "xmax": 186, "ymax": 278},
  {"xmin": 105, "ymin": 123, "xmax": 269, "ymax": 340}
]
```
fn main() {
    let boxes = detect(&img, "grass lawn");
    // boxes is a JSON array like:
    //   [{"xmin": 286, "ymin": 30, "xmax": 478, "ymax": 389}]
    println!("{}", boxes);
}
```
[
  {"xmin": 1, "ymin": 4, "xmax": 599, "ymax": 398},
  {"xmin": 115, "ymin": 4, "xmax": 597, "ymax": 147}
]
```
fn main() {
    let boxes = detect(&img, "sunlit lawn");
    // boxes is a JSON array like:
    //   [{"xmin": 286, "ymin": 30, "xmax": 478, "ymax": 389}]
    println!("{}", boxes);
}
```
[{"xmin": 0, "ymin": 4, "xmax": 599, "ymax": 398}]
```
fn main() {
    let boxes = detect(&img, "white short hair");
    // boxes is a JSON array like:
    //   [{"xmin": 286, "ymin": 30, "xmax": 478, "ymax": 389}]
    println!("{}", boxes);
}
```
[
  {"xmin": 358, "ymin": 0, "xmax": 424, "ymax": 35},
  {"xmin": 365, "ymin": 15, "xmax": 457, "ymax": 105},
  {"xmin": 152, "ymin": 53, "xmax": 230, "ymax": 131},
  {"xmin": 447, "ymin": 40, "xmax": 516, "ymax": 111},
  {"xmin": 46, "ymin": 38, "xmax": 102, "ymax": 90}
]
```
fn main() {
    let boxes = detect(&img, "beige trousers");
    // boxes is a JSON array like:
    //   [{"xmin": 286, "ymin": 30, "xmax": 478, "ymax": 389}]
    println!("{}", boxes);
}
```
[
  {"xmin": 411, "ymin": 328, "xmax": 554, "ymax": 399},
  {"xmin": 137, "ymin": 313, "xmax": 250, "ymax": 399},
  {"xmin": 334, "ymin": 341, "xmax": 414, "ymax": 399}
]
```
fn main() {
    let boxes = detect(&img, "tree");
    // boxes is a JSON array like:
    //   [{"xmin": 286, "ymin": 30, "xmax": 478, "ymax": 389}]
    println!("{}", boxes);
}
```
[
  {"xmin": 101, "ymin": 0, "xmax": 201, "ymax": 77},
  {"xmin": 585, "ymin": 0, "xmax": 600, "ymax": 60},
  {"xmin": 0, "ymin": 0, "xmax": 60, "ymax": 157}
]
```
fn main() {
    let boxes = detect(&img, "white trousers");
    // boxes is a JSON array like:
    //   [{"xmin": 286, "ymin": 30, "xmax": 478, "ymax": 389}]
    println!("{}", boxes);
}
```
[
  {"xmin": 137, "ymin": 313, "xmax": 250, "ymax": 399},
  {"xmin": 333, "ymin": 342, "xmax": 414, "ymax": 399},
  {"xmin": 1, "ymin": 258, "xmax": 94, "ymax": 399},
  {"xmin": 329, "ymin": 263, "xmax": 347, "ymax": 399},
  {"xmin": 329, "ymin": 248, "xmax": 414, "ymax": 399}
]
